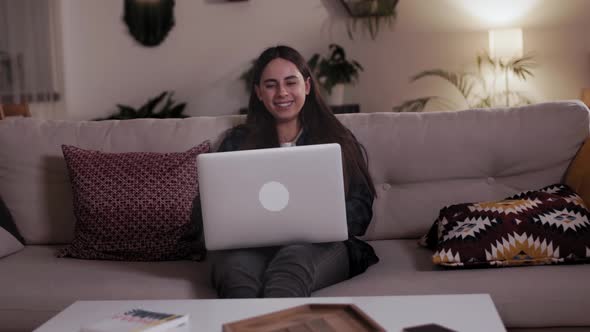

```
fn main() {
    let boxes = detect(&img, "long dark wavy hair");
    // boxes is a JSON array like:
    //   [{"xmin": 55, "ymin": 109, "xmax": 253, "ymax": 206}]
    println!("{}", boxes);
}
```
[{"xmin": 238, "ymin": 45, "xmax": 375, "ymax": 198}]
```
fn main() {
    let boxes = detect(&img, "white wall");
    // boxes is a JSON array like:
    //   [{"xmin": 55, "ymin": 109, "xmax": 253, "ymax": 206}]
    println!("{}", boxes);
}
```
[{"xmin": 55, "ymin": 0, "xmax": 590, "ymax": 120}]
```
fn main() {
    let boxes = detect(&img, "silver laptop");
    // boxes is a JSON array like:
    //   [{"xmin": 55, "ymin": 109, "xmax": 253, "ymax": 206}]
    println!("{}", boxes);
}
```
[{"xmin": 197, "ymin": 143, "xmax": 348, "ymax": 251}]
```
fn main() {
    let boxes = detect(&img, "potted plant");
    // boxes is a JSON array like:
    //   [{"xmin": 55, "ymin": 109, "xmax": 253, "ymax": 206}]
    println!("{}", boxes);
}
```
[
  {"xmin": 311, "ymin": 44, "xmax": 363, "ymax": 105},
  {"xmin": 96, "ymin": 91, "xmax": 188, "ymax": 120}
]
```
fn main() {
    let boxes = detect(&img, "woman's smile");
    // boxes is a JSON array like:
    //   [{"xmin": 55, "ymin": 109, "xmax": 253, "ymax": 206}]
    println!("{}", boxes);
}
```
[{"xmin": 274, "ymin": 100, "xmax": 294, "ymax": 110}]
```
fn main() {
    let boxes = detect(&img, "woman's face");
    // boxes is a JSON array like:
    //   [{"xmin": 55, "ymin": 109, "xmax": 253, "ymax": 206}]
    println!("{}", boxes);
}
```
[{"xmin": 255, "ymin": 58, "xmax": 311, "ymax": 125}]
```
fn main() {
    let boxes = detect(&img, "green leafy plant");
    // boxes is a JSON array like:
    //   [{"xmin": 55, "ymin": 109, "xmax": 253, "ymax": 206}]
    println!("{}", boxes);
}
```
[
  {"xmin": 393, "ymin": 52, "xmax": 537, "ymax": 112},
  {"xmin": 341, "ymin": 0, "xmax": 399, "ymax": 40},
  {"xmin": 96, "ymin": 91, "xmax": 188, "ymax": 120},
  {"xmin": 310, "ymin": 44, "xmax": 363, "ymax": 95}
]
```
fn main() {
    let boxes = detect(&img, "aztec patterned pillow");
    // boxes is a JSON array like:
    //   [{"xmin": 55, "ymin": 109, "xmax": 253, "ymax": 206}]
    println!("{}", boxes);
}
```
[
  {"xmin": 0, "ymin": 195, "xmax": 24, "ymax": 258},
  {"xmin": 58, "ymin": 142, "xmax": 210, "ymax": 261},
  {"xmin": 420, "ymin": 184, "xmax": 590, "ymax": 267}
]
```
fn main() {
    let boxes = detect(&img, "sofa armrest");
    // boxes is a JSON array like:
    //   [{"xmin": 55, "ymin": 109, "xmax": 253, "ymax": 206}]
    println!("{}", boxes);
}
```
[{"xmin": 565, "ymin": 137, "xmax": 590, "ymax": 206}]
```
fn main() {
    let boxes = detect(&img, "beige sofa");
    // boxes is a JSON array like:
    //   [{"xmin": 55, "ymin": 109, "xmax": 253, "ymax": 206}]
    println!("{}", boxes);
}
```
[{"xmin": 1, "ymin": 101, "xmax": 590, "ymax": 332}]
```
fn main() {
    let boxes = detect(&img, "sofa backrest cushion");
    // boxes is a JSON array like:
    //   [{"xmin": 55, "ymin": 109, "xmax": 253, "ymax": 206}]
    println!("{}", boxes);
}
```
[
  {"xmin": 0, "ymin": 101, "xmax": 588, "ymax": 244},
  {"xmin": 0, "ymin": 116, "xmax": 243, "ymax": 244},
  {"xmin": 336, "ymin": 101, "xmax": 589, "ymax": 240}
]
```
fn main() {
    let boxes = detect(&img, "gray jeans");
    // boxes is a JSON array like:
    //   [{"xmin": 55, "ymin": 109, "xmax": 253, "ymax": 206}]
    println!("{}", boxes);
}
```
[{"xmin": 210, "ymin": 242, "xmax": 349, "ymax": 298}]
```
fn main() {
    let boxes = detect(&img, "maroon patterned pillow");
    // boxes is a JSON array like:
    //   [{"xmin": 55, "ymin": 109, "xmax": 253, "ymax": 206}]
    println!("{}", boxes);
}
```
[
  {"xmin": 58, "ymin": 142, "xmax": 210, "ymax": 261},
  {"xmin": 420, "ymin": 184, "xmax": 590, "ymax": 267}
]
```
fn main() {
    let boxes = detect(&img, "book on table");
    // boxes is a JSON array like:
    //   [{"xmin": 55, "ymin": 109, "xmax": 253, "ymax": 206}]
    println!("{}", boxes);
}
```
[{"xmin": 80, "ymin": 308, "xmax": 189, "ymax": 332}]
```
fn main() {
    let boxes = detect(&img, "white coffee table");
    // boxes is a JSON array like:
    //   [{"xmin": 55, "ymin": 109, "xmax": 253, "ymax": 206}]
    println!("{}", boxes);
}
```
[{"xmin": 35, "ymin": 294, "xmax": 505, "ymax": 332}]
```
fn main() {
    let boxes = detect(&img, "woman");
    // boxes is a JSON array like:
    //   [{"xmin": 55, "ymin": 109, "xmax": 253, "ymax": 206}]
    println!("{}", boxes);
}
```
[{"xmin": 211, "ymin": 45, "xmax": 378, "ymax": 298}]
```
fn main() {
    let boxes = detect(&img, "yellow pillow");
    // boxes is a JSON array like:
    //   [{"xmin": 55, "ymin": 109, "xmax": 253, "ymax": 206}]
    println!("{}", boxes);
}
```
[{"xmin": 565, "ymin": 138, "xmax": 590, "ymax": 206}]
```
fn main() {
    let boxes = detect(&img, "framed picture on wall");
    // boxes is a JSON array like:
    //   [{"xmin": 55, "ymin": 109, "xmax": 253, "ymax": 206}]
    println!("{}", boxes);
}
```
[{"xmin": 123, "ymin": 0, "xmax": 175, "ymax": 47}]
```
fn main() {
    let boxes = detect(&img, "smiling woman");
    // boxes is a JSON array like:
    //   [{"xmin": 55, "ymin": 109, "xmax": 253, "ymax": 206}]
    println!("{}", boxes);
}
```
[{"xmin": 210, "ymin": 45, "xmax": 378, "ymax": 299}]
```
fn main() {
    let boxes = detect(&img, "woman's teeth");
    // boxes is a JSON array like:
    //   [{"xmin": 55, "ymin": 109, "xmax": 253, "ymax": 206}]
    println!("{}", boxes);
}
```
[{"xmin": 275, "ymin": 101, "xmax": 293, "ymax": 108}]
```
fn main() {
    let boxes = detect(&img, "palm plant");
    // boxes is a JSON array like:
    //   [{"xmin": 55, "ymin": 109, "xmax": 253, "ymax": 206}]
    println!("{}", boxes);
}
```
[{"xmin": 393, "ymin": 52, "xmax": 537, "ymax": 112}]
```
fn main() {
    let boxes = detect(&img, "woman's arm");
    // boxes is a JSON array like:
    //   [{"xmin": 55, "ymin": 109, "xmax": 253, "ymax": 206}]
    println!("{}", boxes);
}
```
[
  {"xmin": 346, "ymin": 180, "xmax": 374, "ymax": 237},
  {"xmin": 345, "ymin": 138, "xmax": 374, "ymax": 237},
  {"xmin": 217, "ymin": 126, "xmax": 248, "ymax": 152}
]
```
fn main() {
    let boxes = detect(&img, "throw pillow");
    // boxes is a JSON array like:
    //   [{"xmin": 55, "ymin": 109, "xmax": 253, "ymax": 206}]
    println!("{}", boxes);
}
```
[
  {"xmin": 0, "ymin": 195, "xmax": 25, "ymax": 258},
  {"xmin": 420, "ymin": 184, "xmax": 590, "ymax": 267},
  {"xmin": 58, "ymin": 142, "xmax": 210, "ymax": 261},
  {"xmin": 565, "ymin": 137, "xmax": 590, "ymax": 206}
]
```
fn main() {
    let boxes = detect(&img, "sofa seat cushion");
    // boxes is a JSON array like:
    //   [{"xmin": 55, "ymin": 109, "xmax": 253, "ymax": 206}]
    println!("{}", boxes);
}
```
[
  {"xmin": 313, "ymin": 240, "xmax": 590, "ymax": 329},
  {"xmin": 0, "ymin": 245, "xmax": 215, "ymax": 331}
]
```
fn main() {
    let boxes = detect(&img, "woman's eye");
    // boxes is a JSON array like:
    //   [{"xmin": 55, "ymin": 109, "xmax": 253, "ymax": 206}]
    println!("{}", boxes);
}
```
[
  {"xmin": 265, "ymin": 84, "xmax": 276, "ymax": 89},
  {"xmin": 286, "ymin": 81, "xmax": 297, "ymax": 86}
]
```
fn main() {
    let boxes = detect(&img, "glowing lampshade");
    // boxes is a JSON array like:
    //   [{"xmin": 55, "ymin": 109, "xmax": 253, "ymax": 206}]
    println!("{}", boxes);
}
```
[
  {"xmin": 489, "ymin": 28, "xmax": 523, "ymax": 59},
  {"xmin": 455, "ymin": 0, "xmax": 537, "ymax": 26}
]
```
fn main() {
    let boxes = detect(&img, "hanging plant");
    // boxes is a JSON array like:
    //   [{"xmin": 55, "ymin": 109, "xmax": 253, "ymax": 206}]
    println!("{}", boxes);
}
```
[{"xmin": 340, "ymin": 0, "xmax": 399, "ymax": 40}]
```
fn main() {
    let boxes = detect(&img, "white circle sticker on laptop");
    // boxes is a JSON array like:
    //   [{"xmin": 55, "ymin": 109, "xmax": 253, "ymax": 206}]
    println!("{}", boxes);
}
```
[{"xmin": 259, "ymin": 181, "xmax": 289, "ymax": 212}]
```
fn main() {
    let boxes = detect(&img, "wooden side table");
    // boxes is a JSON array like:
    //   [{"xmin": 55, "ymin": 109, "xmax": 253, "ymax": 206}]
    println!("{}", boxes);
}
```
[
  {"xmin": 581, "ymin": 88, "xmax": 590, "ymax": 107},
  {"xmin": 0, "ymin": 103, "xmax": 31, "ymax": 119}
]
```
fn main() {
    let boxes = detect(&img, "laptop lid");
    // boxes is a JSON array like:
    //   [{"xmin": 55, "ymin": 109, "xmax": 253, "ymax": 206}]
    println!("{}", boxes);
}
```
[{"xmin": 197, "ymin": 143, "xmax": 348, "ymax": 251}]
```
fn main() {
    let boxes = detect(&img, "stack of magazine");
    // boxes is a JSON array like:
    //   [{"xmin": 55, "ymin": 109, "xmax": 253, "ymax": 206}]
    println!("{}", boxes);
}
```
[{"xmin": 80, "ymin": 309, "xmax": 189, "ymax": 332}]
